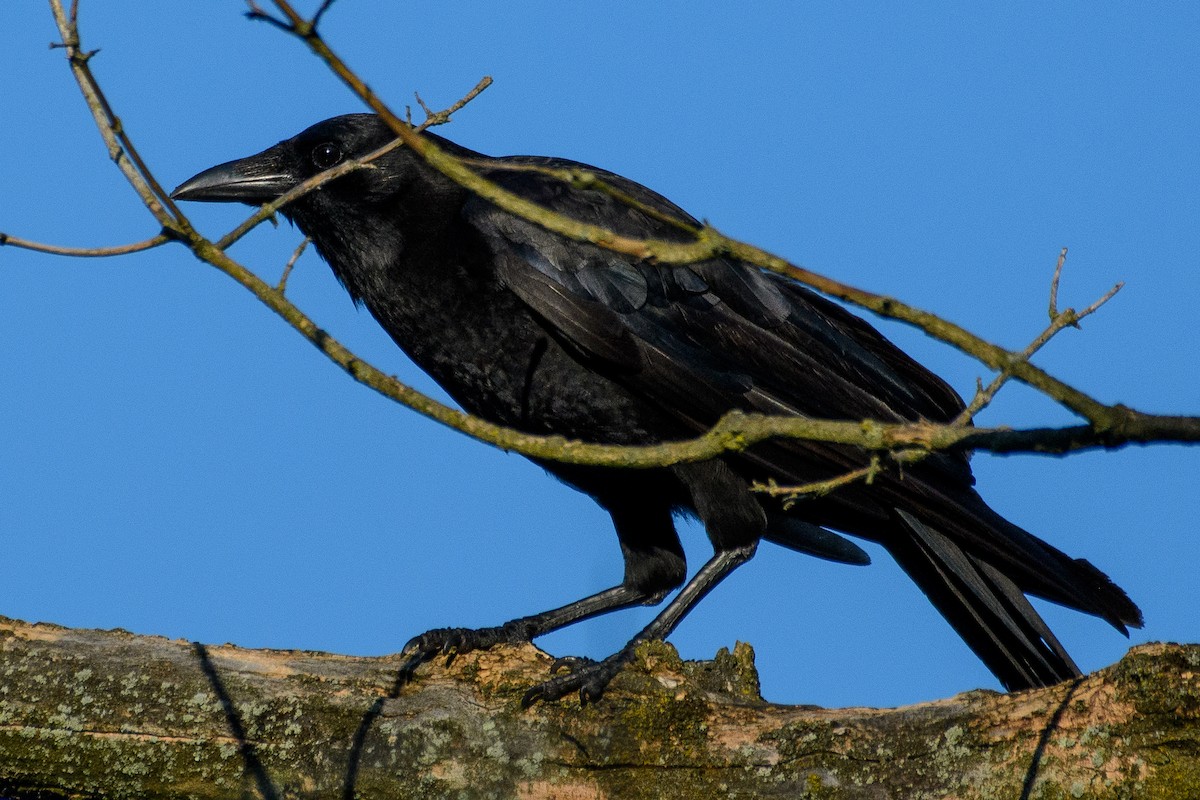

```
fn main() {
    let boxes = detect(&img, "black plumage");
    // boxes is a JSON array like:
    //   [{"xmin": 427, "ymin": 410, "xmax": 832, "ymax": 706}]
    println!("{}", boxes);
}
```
[{"xmin": 173, "ymin": 114, "xmax": 1142, "ymax": 704}]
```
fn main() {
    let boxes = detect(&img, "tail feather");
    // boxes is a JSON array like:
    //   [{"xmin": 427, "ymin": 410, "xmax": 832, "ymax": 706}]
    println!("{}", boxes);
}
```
[
  {"xmin": 892, "ymin": 510, "xmax": 1083, "ymax": 690},
  {"xmin": 882, "ymin": 475, "xmax": 1144, "ymax": 637},
  {"xmin": 972, "ymin": 559, "xmax": 1080, "ymax": 677},
  {"xmin": 1035, "ymin": 553, "xmax": 1144, "ymax": 634},
  {"xmin": 764, "ymin": 512, "xmax": 872, "ymax": 566},
  {"xmin": 967, "ymin": 514, "xmax": 1144, "ymax": 636}
]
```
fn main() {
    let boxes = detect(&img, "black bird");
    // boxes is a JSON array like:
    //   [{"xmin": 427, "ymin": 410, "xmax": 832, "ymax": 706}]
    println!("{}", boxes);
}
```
[{"xmin": 173, "ymin": 114, "xmax": 1142, "ymax": 704}]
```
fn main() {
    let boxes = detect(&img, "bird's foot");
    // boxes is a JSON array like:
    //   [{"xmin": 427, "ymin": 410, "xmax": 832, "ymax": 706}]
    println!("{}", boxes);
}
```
[
  {"xmin": 400, "ymin": 625, "xmax": 641, "ymax": 707},
  {"xmin": 401, "ymin": 620, "xmax": 536, "ymax": 672},
  {"xmin": 521, "ymin": 648, "xmax": 634, "ymax": 707}
]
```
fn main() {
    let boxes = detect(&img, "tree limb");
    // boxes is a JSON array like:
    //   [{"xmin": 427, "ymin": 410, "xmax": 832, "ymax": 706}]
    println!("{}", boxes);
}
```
[
  {"xmin": 256, "ymin": 0, "xmax": 1147, "ymax": 431},
  {"xmin": 249, "ymin": 0, "xmax": 1200, "ymax": 452},
  {"xmin": 0, "ymin": 616, "xmax": 1196, "ymax": 799},
  {"xmin": 15, "ymin": 0, "xmax": 1196, "ymax": 477}
]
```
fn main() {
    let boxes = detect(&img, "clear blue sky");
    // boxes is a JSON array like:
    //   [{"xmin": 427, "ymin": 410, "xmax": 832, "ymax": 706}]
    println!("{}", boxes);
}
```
[{"xmin": 2, "ymin": 2, "xmax": 1197, "ymax": 708}]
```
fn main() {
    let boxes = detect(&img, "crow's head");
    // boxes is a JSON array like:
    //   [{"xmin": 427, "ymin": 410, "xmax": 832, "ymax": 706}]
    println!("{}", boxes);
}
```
[
  {"xmin": 171, "ymin": 113, "xmax": 415, "ymax": 208},
  {"xmin": 173, "ymin": 114, "xmax": 471, "ymax": 297}
]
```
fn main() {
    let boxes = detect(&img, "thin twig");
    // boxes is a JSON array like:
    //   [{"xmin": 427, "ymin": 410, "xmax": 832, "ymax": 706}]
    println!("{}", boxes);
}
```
[
  {"xmin": 1049, "ymin": 247, "xmax": 1067, "ymax": 319},
  {"xmin": 1075, "ymin": 281, "xmax": 1124, "ymax": 320},
  {"xmin": 47, "ymin": 0, "xmax": 179, "ymax": 229},
  {"xmin": 414, "ymin": 77, "xmax": 493, "ymax": 130},
  {"xmin": 213, "ymin": 142, "xmax": 397, "ymax": 251},
  {"xmin": 37, "ymin": 0, "xmax": 1200, "ymax": 475},
  {"xmin": 311, "ymin": 0, "xmax": 337, "ymax": 29},
  {"xmin": 213, "ymin": 77, "xmax": 492, "ymax": 253},
  {"xmin": 414, "ymin": 90, "xmax": 434, "ymax": 120},
  {"xmin": 277, "ymin": 236, "xmax": 310, "ymax": 293},
  {"xmin": 260, "ymin": 0, "xmax": 1137, "ymax": 433},
  {"xmin": 954, "ymin": 260, "xmax": 1122, "ymax": 425},
  {"xmin": 243, "ymin": 1, "xmax": 290, "ymax": 31},
  {"xmin": 0, "ymin": 231, "xmax": 169, "ymax": 257},
  {"xmin": 752, "ymin": 456, "xmax": 882, "ymax": 508}
]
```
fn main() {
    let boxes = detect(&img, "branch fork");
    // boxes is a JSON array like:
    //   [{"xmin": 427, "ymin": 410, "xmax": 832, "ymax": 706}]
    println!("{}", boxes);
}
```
[{"xmin": 4, "ymin": 0, "xmax": 1196, "ymax": 492}]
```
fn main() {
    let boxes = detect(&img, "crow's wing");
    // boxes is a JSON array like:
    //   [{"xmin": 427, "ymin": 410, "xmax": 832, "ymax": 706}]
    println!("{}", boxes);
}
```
[
  {"xmin": 465, "ymin": 162, "xmax": 1018, "ymax": 545},
  {"xmin": 463, "ymin": 156, "xmax": 968, "ymax": 481}
]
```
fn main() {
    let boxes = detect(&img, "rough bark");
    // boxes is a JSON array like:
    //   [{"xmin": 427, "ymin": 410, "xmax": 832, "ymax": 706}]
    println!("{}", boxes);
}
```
[{"xmin": 0, "ymin": 616, "xmax": 1196, "ymax": 799}]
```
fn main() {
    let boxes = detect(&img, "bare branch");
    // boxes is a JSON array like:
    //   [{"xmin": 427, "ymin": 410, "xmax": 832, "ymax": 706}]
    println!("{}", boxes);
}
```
[
  {"xmin": 955, "ymin": 256, "xmax": 1123, "ymax": 425},
  {"xmin": 213, "ymin": 145, "xmax": 397, "ymax": 251},
  {"xmin": 47, "ymin": 0, "xmax": 180, "ymax": 229},
  {"xmin": 0, "ymin": 231, "xmax": 170, "ymax": 257},
  {"xmin": 1077, "ymin": 280, "xmax": 1124, "ymax": 319},
  {"xmin": 277, "ymin": 235, "xmax": 310, "ymax": 293},
  {"xmin": 414, "ymin": 76, "xmax": 493, "ymax": 129},
  {"xmin": 210, "ymin": 79, "xmax": 493, "ymax": 254},
  {"xmin": 258, "ymin": 0, "xmax": 1150, "ymax": 435},
  {"xmin": 32, "ymin": 0, "xmax": 1200, "ymax": 480},
  {"xmin": 1049, "ymin": 247, "xmax": 1067, "ymax": 319},
  {"xmin": 311, "ymin": 0, "xmax": 337, "ymax": 29},
  {"xmin": 752, "ymin": 455, "xmax": 882, "ymax": 509},
  {"xmin": 243, "ymin": 1, "xmax": 291, "ymax": 31}
]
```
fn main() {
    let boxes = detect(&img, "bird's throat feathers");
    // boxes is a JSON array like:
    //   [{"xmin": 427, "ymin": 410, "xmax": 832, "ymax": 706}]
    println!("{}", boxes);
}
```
[{"xmin": 284, "ymin": 199, "xmax": 402, "ymax": 306}]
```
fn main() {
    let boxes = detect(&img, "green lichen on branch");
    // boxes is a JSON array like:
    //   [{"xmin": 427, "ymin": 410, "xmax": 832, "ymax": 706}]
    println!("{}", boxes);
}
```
[
  {"xmin": 24, "ymin": 0, "xmax": 1200, "ymax": 486},
  {"xmin": 1, "ymin": 617, "xmax": 1197, "ymax": 799}
]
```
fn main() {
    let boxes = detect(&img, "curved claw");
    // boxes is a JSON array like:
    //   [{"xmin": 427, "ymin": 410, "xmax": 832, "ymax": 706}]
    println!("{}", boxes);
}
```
[
  {"xmin": 580, "ymin": 681, "xmax": 607, "ymax": 706},
  {"xmin": 521, "ymin": 652, "xmax": 631, "ymax": 708},
  {"xmin": 402, "ymin": 627, "xmax": 464, "ymax": 660},
  {"xmin": 520, "ymin": 683, "xmax": 550, "ymax": 709}
]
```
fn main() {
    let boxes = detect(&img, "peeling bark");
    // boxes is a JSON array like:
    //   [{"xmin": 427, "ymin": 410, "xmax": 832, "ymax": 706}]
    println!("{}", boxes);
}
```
[{"xmin": 0, "ymin": 616, "xmax": 1196, "ymax": 799}]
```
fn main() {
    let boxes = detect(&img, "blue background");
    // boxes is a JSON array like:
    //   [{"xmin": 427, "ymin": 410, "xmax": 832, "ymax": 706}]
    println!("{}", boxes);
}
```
[{"xmin": 2, "ymin": 2, "xmax": 1197, "ymax": 708}]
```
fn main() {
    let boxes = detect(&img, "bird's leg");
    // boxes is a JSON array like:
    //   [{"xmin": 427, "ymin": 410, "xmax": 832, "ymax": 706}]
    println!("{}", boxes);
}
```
[
  {"xmin": 400, "ymin": 583, "xmax": 665, "ymax": 669},
  {"xmin": 400, "ymin": 500, "xmax": 686, "ymax": 678},
  {"xmin": 521, "ymin": 541, "xmax": 757, "ymax": 707}
]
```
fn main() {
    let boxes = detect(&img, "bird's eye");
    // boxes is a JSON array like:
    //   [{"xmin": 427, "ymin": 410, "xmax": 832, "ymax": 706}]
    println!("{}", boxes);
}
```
[{"xmin": 311, "ymin": 142, "xmax": 343, "ymax": 170}]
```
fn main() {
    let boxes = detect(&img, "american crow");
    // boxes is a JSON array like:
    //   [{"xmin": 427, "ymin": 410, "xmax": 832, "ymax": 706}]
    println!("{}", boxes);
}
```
[{"xmin": 173, "ymin": 114, "xmax": 1141, "ymax": 704}]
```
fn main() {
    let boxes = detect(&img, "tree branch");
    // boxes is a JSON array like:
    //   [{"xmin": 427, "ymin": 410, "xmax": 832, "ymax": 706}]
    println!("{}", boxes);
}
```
[
  {"xmin": 47, "ymin": 0, "xmax": 179, "ymax": 228},
  {"xmin": 0, "ymin": 231, "xmax": 170, "ymax": 257},
  {"xmin": 8, "ymin": 7, "xmax": 1200, "ymax": 797},
  {"xmin": 18, "ymin": 0, "xmax": 1198, "ymax": 484},
  {"xmin": 954, "ymin": 248, "xmax": 1121, "ymax": 424},
  {"xmin": 257, "ymin": 1, "xmax": 1137, "ymax": 430},
  {"xmin": 0, "ymin": 616, "xmax": 1195, "ymax": 799},
  {"xmin": 252, "ymin": 0, "xmax": 1200, "ymax": 450}
]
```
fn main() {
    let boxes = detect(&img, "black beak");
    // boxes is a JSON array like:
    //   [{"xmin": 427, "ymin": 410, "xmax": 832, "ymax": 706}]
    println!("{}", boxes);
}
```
[{"xmin": 171, "ymin": 146, "xmax": 296, "ymax": 205}]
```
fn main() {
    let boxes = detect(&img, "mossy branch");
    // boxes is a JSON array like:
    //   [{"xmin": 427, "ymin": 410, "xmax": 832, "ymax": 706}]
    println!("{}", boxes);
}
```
[
  {"xmin": 8, "ymin": 0, "xmax": 1197, "ymax": 484},
  {"xmin": 0, "ymin": 616, "xmax": 1197, "ymax": 799},
  {"xmin": 249, "ymin": 0, "xmax": 1200, "ymax": 455}
]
